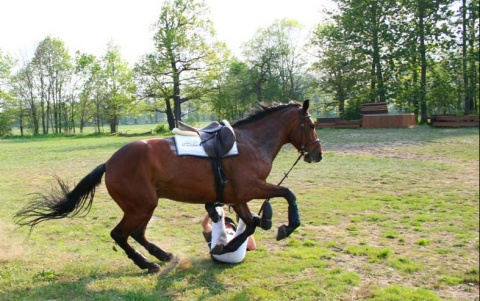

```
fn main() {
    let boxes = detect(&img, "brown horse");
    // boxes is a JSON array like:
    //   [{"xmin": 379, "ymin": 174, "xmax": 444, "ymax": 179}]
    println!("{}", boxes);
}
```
[{"xmin": 15, "ymin": 100, "xmax": 322, "ymax": 273}]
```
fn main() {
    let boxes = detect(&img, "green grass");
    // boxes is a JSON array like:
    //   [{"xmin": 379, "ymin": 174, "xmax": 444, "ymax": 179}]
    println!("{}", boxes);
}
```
[{"xmin": 0, "ymin": 126, "xmax": 478, "ymax": 300}]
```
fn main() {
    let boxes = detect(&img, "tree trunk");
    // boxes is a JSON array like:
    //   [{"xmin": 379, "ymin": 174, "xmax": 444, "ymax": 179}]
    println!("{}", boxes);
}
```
[
  {"xmin": 412, "ymin": 56, "xmax": 420, "ymax": 118},
  {"xmin": 165, "ymin": 98, "xmax": 175, "ymax": 130},
  {"xmin": 40, "ymin": 76, "xmax": 47, "ymax": 134},
  {"xmin": 462, "ymin": 0, "xmax": 471, "ymax": 114},
  {"xmin": 418, "ymin": 7, "xmax": 428, "ymax": 123},
  {"xmin": 174, "ymin": 93, "xmax": 181, "ymax": 127},
  {"xmin": 371, "ymin": 2, "xmax": 386, "ymax": 103},
  {"xmin": 110, "ymin": 114, "xmax": 117, "ymax": 134},
  {"xmin": 370, "ymin": 61, "xmax": 376, "ymax": 102},
  {"xmin": 96, "ymin": 94, "xmax": 101, "ymax": 133}
]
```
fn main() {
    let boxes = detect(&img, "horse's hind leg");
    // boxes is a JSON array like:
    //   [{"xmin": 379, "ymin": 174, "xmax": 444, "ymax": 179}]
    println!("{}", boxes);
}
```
[
  {"xmin": 131, "ymin": 220, "xmax": 173, "ymax": 262},
  {"xmin": 111, "ymin": 214, "xmax": 161, "ymax": 273}
]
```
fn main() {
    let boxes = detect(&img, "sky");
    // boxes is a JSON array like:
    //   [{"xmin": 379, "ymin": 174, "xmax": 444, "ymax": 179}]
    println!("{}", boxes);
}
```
[{"xmin": 0, "ymin": 0, "xmax": 332, "ymax": 66}]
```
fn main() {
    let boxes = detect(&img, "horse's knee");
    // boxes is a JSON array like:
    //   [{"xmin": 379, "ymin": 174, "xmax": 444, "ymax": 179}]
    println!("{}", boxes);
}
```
[{"xmin": 111, "ymin": 229, "xmax": 124, "ymax": 244}]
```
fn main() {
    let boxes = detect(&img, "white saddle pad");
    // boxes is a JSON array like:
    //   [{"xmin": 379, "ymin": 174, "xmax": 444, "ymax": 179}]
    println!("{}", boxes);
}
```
[{"xmin": 174, "ymin": 135, "xmax": 239, "ymax": 157}]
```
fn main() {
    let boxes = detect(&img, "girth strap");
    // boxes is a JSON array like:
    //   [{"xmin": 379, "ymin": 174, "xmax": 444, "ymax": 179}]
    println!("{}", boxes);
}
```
[{"xmin": 177, "ymin": 120, "xmax": 235, "ymax": 204}]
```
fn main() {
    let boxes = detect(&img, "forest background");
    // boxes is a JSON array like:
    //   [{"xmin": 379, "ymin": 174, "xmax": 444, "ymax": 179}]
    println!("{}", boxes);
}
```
[{"xmin": 0, "ymin": 0, "xmax": 478, "ymax": 136}]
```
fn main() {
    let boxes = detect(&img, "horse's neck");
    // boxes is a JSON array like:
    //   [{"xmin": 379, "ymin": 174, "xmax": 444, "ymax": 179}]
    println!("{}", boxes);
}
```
[{"xmin": 235, "ymin": 112, "xmax": 293, "ymax": 160}]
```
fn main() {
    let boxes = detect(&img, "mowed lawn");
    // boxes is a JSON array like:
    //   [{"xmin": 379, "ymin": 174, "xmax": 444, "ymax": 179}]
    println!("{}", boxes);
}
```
[{"xmin": 0, "ymin": 126, "xmax": 478, "ymax": 301}]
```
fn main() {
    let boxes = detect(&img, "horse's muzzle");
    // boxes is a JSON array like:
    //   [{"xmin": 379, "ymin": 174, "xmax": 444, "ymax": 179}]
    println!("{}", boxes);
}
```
[{"xmin": 304, "ymin": 149, "xmax": 322, "ymax": 163}]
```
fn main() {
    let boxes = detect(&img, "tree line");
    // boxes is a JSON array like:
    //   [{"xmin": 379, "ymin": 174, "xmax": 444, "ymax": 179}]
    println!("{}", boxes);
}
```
[{"xmin": 0, "ymin": 0, "xmax": 478, "ymax": 136}]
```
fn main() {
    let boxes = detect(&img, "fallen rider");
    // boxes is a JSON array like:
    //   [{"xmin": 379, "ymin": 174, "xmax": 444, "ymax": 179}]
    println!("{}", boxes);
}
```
[{"xmin": 201, "ymin": 204, "xmax": 272, "ymax": 263}]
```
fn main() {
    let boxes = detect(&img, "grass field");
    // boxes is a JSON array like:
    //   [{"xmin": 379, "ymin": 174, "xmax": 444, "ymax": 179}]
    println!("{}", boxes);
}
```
[{"xmin": 0, "ymin": 126, "xmax": 478, "ymax": 300}]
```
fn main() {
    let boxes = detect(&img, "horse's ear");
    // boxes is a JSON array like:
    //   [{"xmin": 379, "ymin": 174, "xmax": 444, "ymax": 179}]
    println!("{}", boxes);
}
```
[{"xmin": 302, "ymin": 100, "xmax": 310, "ymax": 113}]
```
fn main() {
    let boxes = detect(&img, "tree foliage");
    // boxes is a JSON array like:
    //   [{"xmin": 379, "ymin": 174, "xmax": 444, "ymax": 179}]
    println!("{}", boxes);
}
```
[
  {"xmin": 135, "ymin": 0, "xmax": 217, "ymax": 129},
  {"xmin": 102, "ymin": 43, "xmax": 135, "ymax": 134},
  {"xmin": 7, "ymin": 38, "xmax": 134, "ymax": 135},
  {"xmin": 243, "ymin": 19, "xmax": 307, "ymax": 102},
  {"xmin": 0, "ymin": 50, "xmax": 15, "ymax": 136},
  {"xmin": 0, "ymin": 0, "xmax": 478, "ymax": 135},
  {"xmin": 312, "ymin": 0, "xmax": 478, "ymax": 120},
  {"xmin": 310, "ymin": 23, "xmax": 366, "ymax": 118}
]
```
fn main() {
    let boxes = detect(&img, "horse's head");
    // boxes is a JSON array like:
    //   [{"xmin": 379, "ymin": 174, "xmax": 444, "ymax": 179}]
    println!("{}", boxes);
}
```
[{"xmin": 292, "ymin": 100, "xmax": 322, "ymax": 163}]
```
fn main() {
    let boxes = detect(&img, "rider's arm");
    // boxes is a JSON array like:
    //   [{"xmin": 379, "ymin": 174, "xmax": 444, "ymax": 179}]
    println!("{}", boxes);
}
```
[{"xmin": 202, "ymin": 214, "xmax": 212, "ymax": 233}]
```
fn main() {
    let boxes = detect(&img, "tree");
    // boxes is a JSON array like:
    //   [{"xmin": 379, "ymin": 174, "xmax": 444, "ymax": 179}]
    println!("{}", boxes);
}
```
[
  {"xmin": 0, "ymin": 50, "xmax": 15, "ymax": 103},
  {"xmin": 212, "ymin": 59, "xmax": 257, "ymax": 120},
  {"xmin": 137, "ymin": 0, "xmax": 217, "ymax": 129},
  {"xmin": 9, "ymin": 38, "xmax": 73, "ymax": 135},
  {"xmin": 74, "ymin": 52, "xmax": 103, "ymax": 133},
  {"xmin": 458, "ymin": 0, "xmax": 479, "ymax": 114},
  {"xmin": 0, "ymin": 50, "xmax": 16, "ymax": 136},
  {"xmin": 12, "ymin": 62, "xmax": 38, "ymax": 135},
  {"xmin": 427, "ymin": 59, "xmax": 458, "ymax": 114},
  {"xmin": 102, "ymin": 43, "xmax": 135, "ymax": 134},
  {"xmin": 310, "ymin": 23, "xmax": 365, "ymax": 118},
  {"xmin": 398, "ymin": 0, "xmax": 455, "ymax": 122},
  {"xmin": 31, "ymin": 36, "xmax": 73, "ymax": 134},
  {"xmin": 243, "ymin": 19, "xmax": 307, "ymax": 102},
  {"xmin": 334, "ymin": 0, "xmax": 400, "ymax": 104}
]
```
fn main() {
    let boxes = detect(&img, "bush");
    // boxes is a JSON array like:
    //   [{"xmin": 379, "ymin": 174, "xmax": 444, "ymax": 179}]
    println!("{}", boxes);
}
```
[{"xmin": 153, "ymin": 124, "xmax": 168, "ymax": 134}]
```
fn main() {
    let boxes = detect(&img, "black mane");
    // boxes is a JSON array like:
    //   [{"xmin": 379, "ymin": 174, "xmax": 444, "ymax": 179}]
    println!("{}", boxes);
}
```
[{"xmin": 232, "ymin": 101, "xmax": 301, "ymax": 127}]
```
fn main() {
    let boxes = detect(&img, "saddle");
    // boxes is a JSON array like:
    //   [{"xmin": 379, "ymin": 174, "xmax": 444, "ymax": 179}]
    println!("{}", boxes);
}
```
[
  {"xmin": 177, "ymin": 121, "xmax": 235, "ymax": 159},
  {"xmin": 177, "ymin": 120, "xmax": 236, "ymax": 204}
]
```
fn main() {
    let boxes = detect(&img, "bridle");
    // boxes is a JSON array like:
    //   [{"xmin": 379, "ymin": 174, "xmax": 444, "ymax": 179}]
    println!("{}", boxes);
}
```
[
  {"xmin": 258, "ymin": 107, "xmax": 322, "ymax": 216},
  {"xmin": 297, "ymin": 108, "xmax": 322, "ymax": 157}
]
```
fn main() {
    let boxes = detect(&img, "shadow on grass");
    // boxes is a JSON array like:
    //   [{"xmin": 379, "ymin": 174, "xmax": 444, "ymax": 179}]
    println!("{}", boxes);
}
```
[{"xmin": 0, "ymin": 256, "xmax": 237, "ymax": 301}]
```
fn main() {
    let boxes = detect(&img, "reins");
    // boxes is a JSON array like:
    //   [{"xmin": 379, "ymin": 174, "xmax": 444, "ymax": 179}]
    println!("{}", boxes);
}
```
[
  {"xmin": 257, "ymin": 107, "xmax": 320, "ymax": 217},
  {"xmin": 258, "ymin": 152, "xmax": 303, "ymax": 216}
]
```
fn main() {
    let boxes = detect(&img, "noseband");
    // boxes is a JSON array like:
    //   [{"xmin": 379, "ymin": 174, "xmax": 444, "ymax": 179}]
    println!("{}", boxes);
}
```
[{"xmin": 298, "ymin": 109, "xmax": 322, "ymax": 156}]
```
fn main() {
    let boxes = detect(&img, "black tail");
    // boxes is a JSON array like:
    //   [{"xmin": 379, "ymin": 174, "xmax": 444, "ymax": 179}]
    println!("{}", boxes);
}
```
[{"xmin": 14, "ymin": 163, "xmax": 106, "ymax": 228}]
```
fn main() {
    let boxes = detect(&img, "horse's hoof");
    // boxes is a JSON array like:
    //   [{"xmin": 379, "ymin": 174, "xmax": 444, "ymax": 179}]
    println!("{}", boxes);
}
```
[
  {"xmin": 147, "ymin": 263, "xmax": 160, "ymax": 274},
  {"xmin": 210, "ymin": 244, "xmax": 224, "ymax": 255},
  {"xmin": 260, "ymin": 219, "xmax": 272, "ymax": 231},
  {"xmin": 276, "ymin": 225, "xmax": 288, "ymax": 241},
  {"xmin": 162, "ymin": 252, "xmax": 175, "ymax": 262}
]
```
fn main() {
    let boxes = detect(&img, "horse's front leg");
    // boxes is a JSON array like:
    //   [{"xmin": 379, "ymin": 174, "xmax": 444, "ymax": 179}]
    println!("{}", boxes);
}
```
[
  {"xmin": 275, "ymin": 188, "xmax": 300, "ymax": 241},
  {"xmin": 209, "ymin": 203, "xmax": 255, "ymax": 255}
]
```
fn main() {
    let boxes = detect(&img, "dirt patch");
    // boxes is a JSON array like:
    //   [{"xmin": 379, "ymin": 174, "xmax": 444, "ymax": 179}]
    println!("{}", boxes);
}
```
[{"xmin": 0, "ymin": 219, "xmax": 25, "ymax": 262}]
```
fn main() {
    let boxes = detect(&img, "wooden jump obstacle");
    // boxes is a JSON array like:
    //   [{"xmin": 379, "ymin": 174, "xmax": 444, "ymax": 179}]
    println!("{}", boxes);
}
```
[
  {"xmin": 315, "ymin": 118, "xmax": 361, "ymax": 129},
  {"xmin": 361, "ymin": 113, "xmax": 416, "ymax": 128},
  {"xmin": 428, "ymin": 115, "xmax": 479, "ymax": 127},
  {"xmin": 360, "ymin": 102, "xmax": 388, "ymax": 115},
  {"xmin": 315, "ymin": 102, "xmax": 417, "ymax": 129}
]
